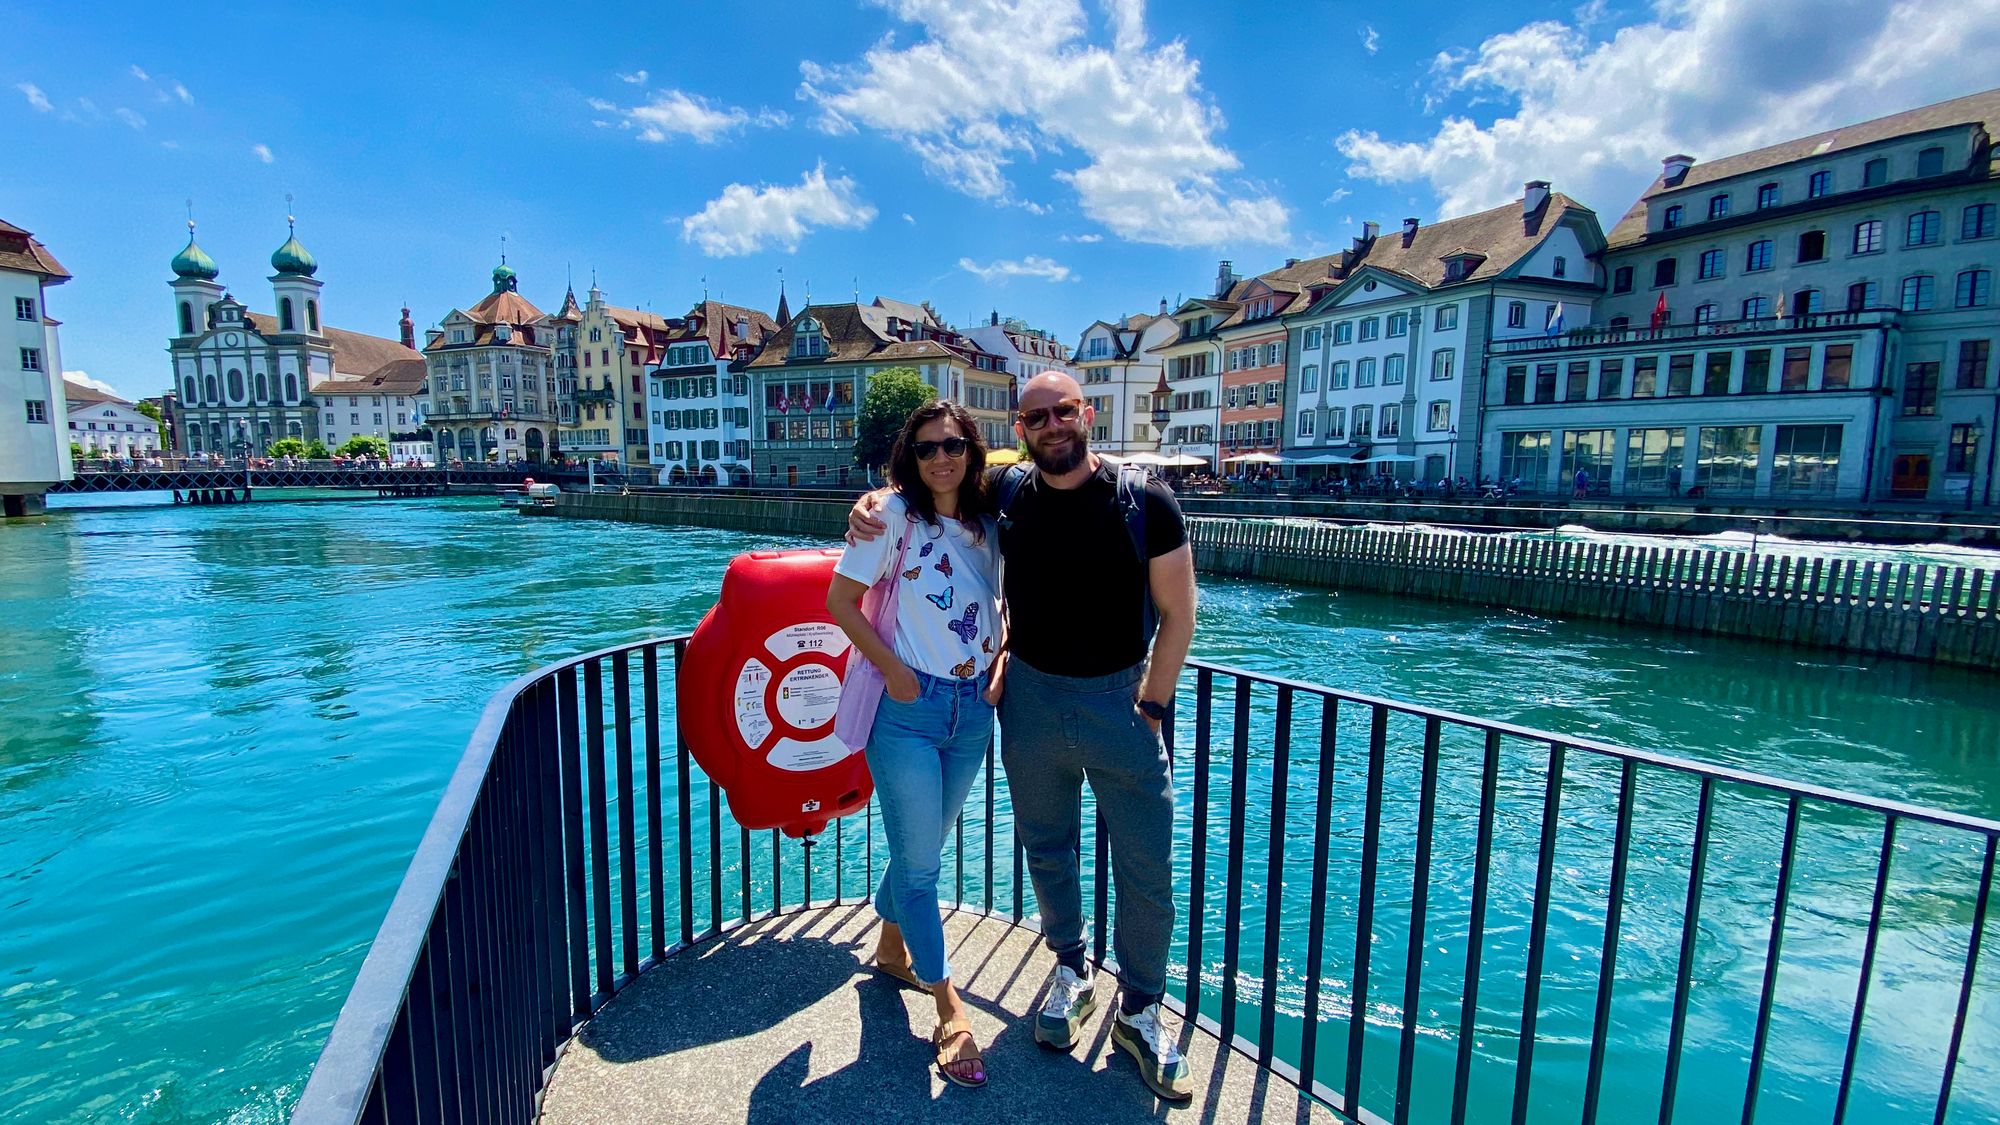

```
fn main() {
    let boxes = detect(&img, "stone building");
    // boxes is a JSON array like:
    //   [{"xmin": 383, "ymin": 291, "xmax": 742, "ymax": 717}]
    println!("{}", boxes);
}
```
[
  {"xmin": 1073, "ymin": 308, "xmax": 1177, "ymax": 458},
  {"xmin": 1482, "ymin": 88, "xmax": 2000, "ymax": 502},
  {"xmin": 0, "ymin": 218, "xmax": 70, "ymax": 515},
  {"xmin": 422, "ymin": 260, "xmax": 558, "ymax": 463},
  {"xmin": 647, "ymin": 299, "xmax": 778, "ymax": 484}
]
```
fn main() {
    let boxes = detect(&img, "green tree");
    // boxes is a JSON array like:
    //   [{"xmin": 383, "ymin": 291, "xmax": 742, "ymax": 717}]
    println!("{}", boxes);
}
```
[
  {"xmin": 335, "ymin": 435, "xmax": 389, "ymax": 459},
  {"xmin": 304, "ymin": 439, "xmax": 331, "ymax": 459},
  {"xmin": 267, "ymin": 437, "xmax": 307, "ymax": 458},
  {"xmin": 853, "ymin": 366, "xmax": 935, "ymax": 472},
  {"xmin": 132, "ymin": 400, "xmax": 162, "ymax": 424},
  {"xmin": 69, "ymin": 443, "xmax": 84, "ymax": 461}
]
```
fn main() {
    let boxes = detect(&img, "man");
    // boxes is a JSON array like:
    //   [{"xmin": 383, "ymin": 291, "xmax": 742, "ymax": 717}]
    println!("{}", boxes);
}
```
[{"xmin": 849, "ymin": 371, "xmax": 1198, "ymax": 1100}]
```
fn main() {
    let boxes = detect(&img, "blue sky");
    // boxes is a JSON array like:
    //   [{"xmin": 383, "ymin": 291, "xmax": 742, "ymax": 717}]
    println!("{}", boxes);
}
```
[{"xmin": 6, "ymin": 0, "xmax": 1996, "ymax": 402}]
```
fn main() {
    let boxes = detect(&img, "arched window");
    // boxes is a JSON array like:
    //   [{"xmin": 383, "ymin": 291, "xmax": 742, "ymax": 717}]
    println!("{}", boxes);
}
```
[
  {"xmin": 227, "ymin": 368, "xmax": 245, "ymax": 401},
  {"xmin": 179, "ymin": 302, "xmax": 194, "ymax": 335},
  {"xmin": 1693, "ymin": 303, "xmax": 1718, "ymax": 325},
  {"xmin": 1793, "ymin": 288, "xmax": 1823, "ymax": 315},
  {"xmin": 307, "ymin": 300, "xmax": 319, "ymax": 332},
  {"xmin": 255, "ymin": 372, "xmax": 269, "ymax": 402},
  {"xmin": 280, "ymin": 297, "xmax": 295, "ymax": 331},
  {"xmin": 1796, "ymin": 230, "xmax": 1827, "ymax": 263},
  {"xmin": 288, "ymin": 421, "xmax": 303, "ymax": 440},
  {"xmin": 284, "ymin": 372, "xmax": 298, "ymax": 401},
  {"xmin": 205, "ymin": 373, "xmax": 219, "ymax": 402},
  {"xmin": 184, "ymin": 375, "xmax": 198, "ymax": 403},
  {"xmin": 1907, "ymin": 209, "xmax": 1942, "ymax": 246}
]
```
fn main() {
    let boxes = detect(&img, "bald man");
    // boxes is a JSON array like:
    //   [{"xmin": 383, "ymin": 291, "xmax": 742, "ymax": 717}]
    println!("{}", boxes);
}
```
[{"xmin": 849, "ymin": 372, "xmax": 1197, "ymax": 1099}]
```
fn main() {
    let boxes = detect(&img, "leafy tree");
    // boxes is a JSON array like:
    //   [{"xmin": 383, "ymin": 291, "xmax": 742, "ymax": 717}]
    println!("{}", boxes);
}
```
[
  {"xmin": 335, "ymin": 435, "xmax": 389, "ymax": 459},
  {"xmin": 69, "ymin": 443, "xmax": 84, "ymax": 461},
  {"xmin": 132, "ymin": 400, "xmax": 162, "ymax": 424},
  {"xmin": 304, "ymin": 439, "xmax": 331, "ymax": 459},
  {"xmin": 853, "ymin": 366, "xmax": 935, "ymax": 471},
  {"xmin": 267, "ymin": 437, "xmax": 307, "ymax": 458}
]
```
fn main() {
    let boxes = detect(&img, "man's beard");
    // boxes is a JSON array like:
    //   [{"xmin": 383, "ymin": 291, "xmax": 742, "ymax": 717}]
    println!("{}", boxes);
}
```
[{"xmin": 1027, "ymin": 425, "xmax": 1088, "ymax": 474}]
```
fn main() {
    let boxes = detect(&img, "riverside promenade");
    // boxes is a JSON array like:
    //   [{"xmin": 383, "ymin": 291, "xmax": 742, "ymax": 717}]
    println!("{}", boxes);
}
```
[{"xmin": 535, "ymin": 489, "xmax": 2000, "ymax": 671}]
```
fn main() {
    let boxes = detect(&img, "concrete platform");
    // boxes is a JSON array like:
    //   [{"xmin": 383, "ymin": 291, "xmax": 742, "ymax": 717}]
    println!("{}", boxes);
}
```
[{"xmin": 540, "ymin": 904, "xmax": 1340, "ymax": 1125}]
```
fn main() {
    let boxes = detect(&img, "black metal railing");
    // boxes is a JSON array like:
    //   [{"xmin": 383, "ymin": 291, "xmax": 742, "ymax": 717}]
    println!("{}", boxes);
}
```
[
  {"xmin": 1493, "ymin": 310, "xmax": 1891, "ymax": 355},
  {"xmin": 291, "ymin": 638, "xmax": 2000, "ymax": 1125}
]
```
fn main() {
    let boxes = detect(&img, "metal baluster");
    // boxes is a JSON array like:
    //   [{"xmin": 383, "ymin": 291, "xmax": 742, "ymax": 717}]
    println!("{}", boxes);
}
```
[
  {"xmin": 557, "ymin": 666, "xmax": 590, "ymax": 1019},
  {"xmin": 1346, "ymin": 705, "xmax": 1389, "ymax": 1117},
  {"xmin": 1511, "ymin": 741, "xmax": 1567, "ymax": 1125},
  {"xmin": 1450, "ymin": 729, "xmax": 1503, "ymax": 1125},
  {"xmin": 1394, "ymin": 717, "xmax": 1443, "ymax": 1125},
  {"xmin": 1582, "ymin": 760, "xmax": 1639, "ymax": 1125},
  {"xmin": 1659, "ymin": 776, "xmax": 1716, "ymax": 1125},
  {"xmin": 1221, "ymin": 676, "xmax": 1252, "ymax": 1046},
  {"xmin": 1257, "ymin": 686, "xmax": 1294, "ymax": 1067},
  {"xmin": 1741, "ymin": 795, "xmax": 1801, "ymax": 1125},
  {"xmin": 1832, "ymin": 816, "xmax": 1900, "ymax": 1125},
  {"xmin": 611, "ymin": 650, "xmax": 638, "ymax": 978},
  {"xmin": 584, "ymin": 660, "xmax": 613, "ymax": 998},
  {"xmin": 643, "ymin": 646, "xmax": 664, "ymax": 962},
  {"xmin": 1934, "ymin": 835, "xmax": 1997, "ymax": 1125},
  {"xmin": 1187, "ymin": 667, "xmax": 1215, "ymax": 1026},
  {"xmin": 1300, "ymin": 696, "xmax": 1339, "ymax": 1099}
]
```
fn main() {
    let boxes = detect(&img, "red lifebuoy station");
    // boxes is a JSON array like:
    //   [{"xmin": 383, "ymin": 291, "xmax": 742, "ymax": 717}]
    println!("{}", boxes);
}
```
[{"xmin": 678, "ymin": 549, "xmax": 873, "ymax": 837}]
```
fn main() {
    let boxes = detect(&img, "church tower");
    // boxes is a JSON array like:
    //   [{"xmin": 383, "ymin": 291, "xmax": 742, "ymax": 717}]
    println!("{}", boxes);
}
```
[
  {"xmin": 169, "ymin": 220, "xmax": 223, "ymax": 337},
  {"xmin": 269, "ymin": 211, "xmax": 323, "ymax": 337}
]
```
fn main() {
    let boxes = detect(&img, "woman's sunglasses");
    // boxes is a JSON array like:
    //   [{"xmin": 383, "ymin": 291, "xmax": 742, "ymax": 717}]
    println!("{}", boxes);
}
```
[
  {"xmin": 1019, "ymin": 399, "xmax": 1083, "ymax": 431},
  {"xmin": 914, "ymin": 436, "xmax": 970, "ymax": 461}
]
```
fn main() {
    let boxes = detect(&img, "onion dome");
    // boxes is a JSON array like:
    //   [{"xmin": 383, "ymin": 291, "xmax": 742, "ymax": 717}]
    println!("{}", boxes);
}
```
[
  {"xmin": 171, "ymin": 225, "xmax": 219, "ymax": 280},
  {"xmin": 492, "ymin": 261, "xmax": 517, "ymax": 292},
  {"xmin": 271, "ymin": 223, "xmax": 318, "ymax": 277}
]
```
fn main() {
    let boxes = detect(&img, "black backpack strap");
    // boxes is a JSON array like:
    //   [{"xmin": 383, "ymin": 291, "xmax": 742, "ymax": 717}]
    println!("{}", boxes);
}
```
[
  {"xmin": 1117, "ymin": 462, "xmax": 1158, "ymax": 645},
  {"xmin": 995, "ymin": 464, "xmax": 1032, "ymax": 528}
]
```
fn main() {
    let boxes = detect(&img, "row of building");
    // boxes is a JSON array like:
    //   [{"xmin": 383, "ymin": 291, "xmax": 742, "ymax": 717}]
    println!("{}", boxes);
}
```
[
  {"xmin": 2, "ymin": 87, "xmax": 1994, "ymax": 511},
  {"xmin": 1080, "ymin": 88, "xmax": 2000, "ymax": 505}
]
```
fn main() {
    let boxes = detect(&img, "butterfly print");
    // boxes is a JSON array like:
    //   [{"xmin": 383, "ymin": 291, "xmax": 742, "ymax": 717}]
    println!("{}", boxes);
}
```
[
  {"xmin": 952, "ymin": 657, "xmax": 977, "ymax": 679},
  {"xmin": 925, "ymin": 586, "xmax": 954, "ymax": 611},
  {"xmin": 947, "ymin": 602, "xmax": 979, "ymax": 644},
  {"xmin": 982, "ymin": 636, "xmax": 993, "ymax": 653},
  {"xmin": 919, "ymin": 541, "xmax": 935, "ymax": 558},
  {"xmin": 934, "ymin": 552, "xmax": 953, "ymax": 578},
  {"xmin": 901, "ymin": 566, "xmax": 922, "ymax": 581}
]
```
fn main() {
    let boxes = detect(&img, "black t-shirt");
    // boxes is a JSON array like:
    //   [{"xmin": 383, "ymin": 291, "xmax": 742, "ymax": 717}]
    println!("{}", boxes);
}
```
[{"xmin": 993, "ymin": 460, "xmax": 1186, "ymax": 677}]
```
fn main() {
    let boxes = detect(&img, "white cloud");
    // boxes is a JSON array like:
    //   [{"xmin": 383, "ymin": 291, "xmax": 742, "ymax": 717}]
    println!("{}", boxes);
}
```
[
  {"xmin": 681, "ymin": 162, "xmax": 877, "ymax": 257},
  {"xmin": 799, "ymin": 0, "xmax": 1288, "ymax": 248},
  {"xmin": 114, "ymin": 107, "xmax": 145, "ymax": 130},
  {"xmin": 172, "ymin": 82, "xmax": 192, "ymax": 105},
  {"xmin": 1059, "ymin": 232, "xmax": 1103, "ymax": 242},
  {"xmin": 903, "ymin": 212, "xmax": 917, "ymax": 224},
  {"xmin": 17, "ymin": 83, "xmax": 51, "ymax": 112},
  {"xmin": 1324, "ymin": 187, "xmax": 1352, "ymax": 204},
  {"xmin": 63, "ymin": 371, "xmax": 123, "ymax": 397},
  {"xmin": 1336, "ymin": 0, "xmax": 2000, "ymax": 219},
  {"xmin": 129, "ymin": 65, "xmax": 150, "ymax": 83},
  {"xmin": 618, "ymin": 69, "xmax": 649, "ymax": 84},
  {"xmin": 957, "ymin": 255, "xmax": 1075, "ymax": 282},
  {"xmin": 252, "ymin": 143, "xmax": 274, "ymax": 163},
  {"xmin": 596, "ymin": 88, "xmax": 787, "ymax": 144},
  {"xmin": 1361, "ymin": 25, "xmax": 1380, "ymax": 54}
]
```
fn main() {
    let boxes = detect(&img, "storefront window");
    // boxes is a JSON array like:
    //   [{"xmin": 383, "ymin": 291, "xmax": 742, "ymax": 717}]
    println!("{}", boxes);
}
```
[
  {"xmin": 1697, "ymin": 425, "xmax": 1762, "ymax": 495},
  {"xmin": 1561, "ymin": 429, "xmax": 1616, "ymax": 490},
  {"xmin": 1773, "ymin": 425, "xmax": 1842, "ymax": 495},
  {"xmin": 1625, "ymin": 428, "xmax": 1688, "ymax": 494},
  {"xmin": 1499, "ymin": 431, "xmax": 1551, "ymax": 491}
]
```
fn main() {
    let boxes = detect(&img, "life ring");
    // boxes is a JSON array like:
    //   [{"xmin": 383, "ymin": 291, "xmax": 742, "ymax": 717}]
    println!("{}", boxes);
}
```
[{"xmin": 679, "ymin": 549, "xmax": 872, "ymax": 837}]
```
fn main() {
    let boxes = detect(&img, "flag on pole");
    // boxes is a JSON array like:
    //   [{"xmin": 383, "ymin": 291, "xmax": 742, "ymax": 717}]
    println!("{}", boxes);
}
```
[
  {"xmin": 1775, "ymin": 292, "xmax": 1787, "ymax": 320},
  {"xmin": 776, "ymin": 394, "xmax": 788, "ymax": 414},
  {"xmin": 1650, "ymin": 292, "xmax": 1669, "ymax": 329},
  {"xmin": 825, "ymin": 384, "xmax": 837, "ymax": 412},
  {"xmin": 1545, "ymin": 301, "xmax": 1565, "ymax": 337}
]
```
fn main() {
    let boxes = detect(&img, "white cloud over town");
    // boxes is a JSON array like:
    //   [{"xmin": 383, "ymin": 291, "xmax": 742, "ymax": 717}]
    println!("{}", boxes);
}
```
[
  {"xmin": 1336, "ymin": 0, "xmax": 2000, "ymax": 219},
  {"xmin": 800, "ymin": 0, "xmax": 1288, "ymax": 248},
  {"xmin": 681, "ymin": 163, "xmax": 877, "ymax": 257},
  {"xmin": 63, "ymin": 371, "xmax": 125, "ymax": 398},
  {"xmin": 956, "ymin": 255, "xmax": 1075, "ymax": 282},
  {"xmin": 252, "ymin": 143, "xmax": 274, "ymax": 163},
  {"xmin": 18, "ymin": 83, "xmax": 51, "ymax": 112},
  {"xmin": 595, "ymin": 88, "xmax": 787, "ymax": 144}
]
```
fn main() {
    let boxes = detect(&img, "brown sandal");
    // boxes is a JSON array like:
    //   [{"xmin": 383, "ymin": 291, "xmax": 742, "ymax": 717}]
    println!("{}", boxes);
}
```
[
  {"xmin": 932, "ymin": 1017, "xmax": 987, "ymax": 1088},
  {"xmin": 873, "ymin": 957, "xmax": 932, "ymax": 994}
]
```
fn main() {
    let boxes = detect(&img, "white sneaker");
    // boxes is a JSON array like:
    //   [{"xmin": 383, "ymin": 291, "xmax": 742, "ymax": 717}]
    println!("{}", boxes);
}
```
[
  {"xmin": 1033, "ymin": 964, "xmax": 1097, "ymax": 1050},
  {"xmin": 1112, "ymin": 1001, "xmax": 1192, "ymax": 1101}
]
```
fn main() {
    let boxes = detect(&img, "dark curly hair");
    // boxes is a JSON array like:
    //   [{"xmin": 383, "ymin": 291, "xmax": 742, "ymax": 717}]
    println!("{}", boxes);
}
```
[{"xmin": 887, "ymin": 400, "xmax": 994, "ymax": 542}]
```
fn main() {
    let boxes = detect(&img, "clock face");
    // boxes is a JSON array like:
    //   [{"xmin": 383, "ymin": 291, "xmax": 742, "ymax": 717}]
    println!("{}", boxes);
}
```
[{"xmin": 223, "ymin": 332, "xmax": 240, "ymax": 347}]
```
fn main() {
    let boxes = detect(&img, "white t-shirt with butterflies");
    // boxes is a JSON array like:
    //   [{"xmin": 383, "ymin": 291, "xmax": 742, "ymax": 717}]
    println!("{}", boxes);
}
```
[{"xmin": 833, "ymin": 493, "xmax": 1001, "ymax": 682}]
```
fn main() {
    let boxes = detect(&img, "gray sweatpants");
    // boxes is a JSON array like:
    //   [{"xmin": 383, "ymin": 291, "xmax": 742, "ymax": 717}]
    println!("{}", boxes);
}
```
[{"xmin": 999, "ymin": 657, "xmax": 1176, "ymax": 997}]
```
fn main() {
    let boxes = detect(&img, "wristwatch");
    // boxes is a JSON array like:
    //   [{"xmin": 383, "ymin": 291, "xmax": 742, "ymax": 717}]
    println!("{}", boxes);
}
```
[{"xmin": 1137, "ymin": 698, "xmax": 1170, "ymax": 722}]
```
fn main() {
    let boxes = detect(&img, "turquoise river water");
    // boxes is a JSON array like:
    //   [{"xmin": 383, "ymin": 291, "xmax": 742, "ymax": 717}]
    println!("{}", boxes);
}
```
[{"xmin": 2, "ymin": 494, "xmax": 1997, "ymax": 1123}]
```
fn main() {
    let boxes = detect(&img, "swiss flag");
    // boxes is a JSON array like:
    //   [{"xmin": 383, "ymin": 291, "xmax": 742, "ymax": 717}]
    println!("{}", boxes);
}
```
[{"xmin": 1650, "ymin": 292, "xmax": 1669, "ymax": 329}]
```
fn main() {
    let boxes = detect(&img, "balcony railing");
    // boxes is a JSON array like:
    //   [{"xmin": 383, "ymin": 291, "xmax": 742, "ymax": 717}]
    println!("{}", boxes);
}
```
[
  {"xmin": 291, "ymin": 636, "xmax": 2000, "ymax": 1125},
  {"xmin": 1494, "ymin": 310, "xmax": 1893, "ymax": 355}
]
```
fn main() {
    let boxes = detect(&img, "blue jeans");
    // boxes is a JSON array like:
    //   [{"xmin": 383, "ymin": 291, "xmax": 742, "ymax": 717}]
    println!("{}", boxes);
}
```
[{"xmin": 867, "ymin": 669, "xmax": 993, "ymax": 985}]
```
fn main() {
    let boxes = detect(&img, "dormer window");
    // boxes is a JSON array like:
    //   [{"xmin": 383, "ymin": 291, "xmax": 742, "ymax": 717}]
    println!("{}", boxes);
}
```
[
  {"xmin": 1663, "ymin": 205, "xmax": 1684, "ymax": 230},
  {"xmin": 1758, "ymin": 183, "xmax": 1781, "ymax": 209},
  {"xmin": 1917, "ymin": 146, "xmax": 1945, "ymax": 176},
  {"xmin": 792, "ymin": 317, "xmax": 826, "ymax": 358},
  {"xmin": 1863, "ymin": 158, "xmax": 1888, "ymax": 187},
  {"xmin": 495, "ymin": 323, "xmax": 512, "ymax": 343},
  {"xmin": 452, "ymin": 329, "xmax": 467, "ymax": 343},
  {"xmin": 1708, "ymin": 193, "xmax": 1729, "ymax": 220}
]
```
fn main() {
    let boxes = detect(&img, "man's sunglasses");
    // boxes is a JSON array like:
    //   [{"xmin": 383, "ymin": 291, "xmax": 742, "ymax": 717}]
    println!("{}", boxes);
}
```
[
  {"xmin": 914, "ymin": 436, "xmax": 970, "ymax": 461},
  {"xmin": 1019, "ymin": 399, "xmax": 1084, "ymax": 431}
]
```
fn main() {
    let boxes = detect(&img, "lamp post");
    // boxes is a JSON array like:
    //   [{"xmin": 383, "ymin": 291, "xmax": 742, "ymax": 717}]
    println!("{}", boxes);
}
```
[
  {"xmin": 1967, "ymin": 415, "xmax": 1987, "ymax": 512},
  {"xmin": 1448, "ymin": 425, "xmax": 1458, "ymax": 481},
  {"xmin": 1149, "ymin": 371, "xmax": 1172, "ymax": 452}
]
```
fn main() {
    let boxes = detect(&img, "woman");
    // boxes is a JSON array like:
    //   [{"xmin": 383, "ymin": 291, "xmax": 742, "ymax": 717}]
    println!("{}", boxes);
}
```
[{"xmin": 827, "ymin": 400, "xmax": 1001, "ymax": 1088}]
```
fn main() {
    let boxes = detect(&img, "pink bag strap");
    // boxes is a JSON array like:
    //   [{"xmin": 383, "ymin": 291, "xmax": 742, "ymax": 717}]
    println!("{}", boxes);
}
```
[{"xmin": 869, "ymin": 516, "xmax": 913, "ymax": 639}]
